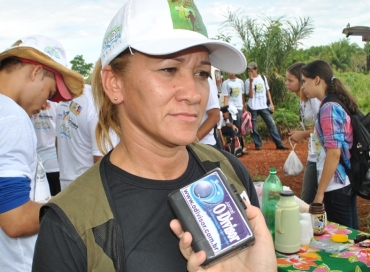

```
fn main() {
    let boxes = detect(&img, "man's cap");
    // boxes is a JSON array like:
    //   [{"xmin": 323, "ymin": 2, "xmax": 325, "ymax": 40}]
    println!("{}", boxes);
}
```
[
  {"xmin": 221, "ymin": 105, "xmax": 238, "ymax": 120},
  {"xmin": 247, "ymin": 62, "xmax": 258, "ymax": 69},
  {"xmin": 0, "ymin": 35, "xmax": 84, "ymax": 102},
  {"xmin": 100, "ymin": 0, "xmax": 246, "ymax": 74}
]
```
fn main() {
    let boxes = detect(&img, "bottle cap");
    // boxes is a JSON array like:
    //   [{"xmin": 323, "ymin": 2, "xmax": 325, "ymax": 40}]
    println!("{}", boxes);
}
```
[
  {"xmin": 270, "ymin": 167, "xmax": 277, "ymax": 174},
  {"xmin": 279, "ymin": 190, "xmax": 294, "ymax": 197},
  {"xmin": 331, "ymin": 234, "xmax": 348, "ymax": 243}
]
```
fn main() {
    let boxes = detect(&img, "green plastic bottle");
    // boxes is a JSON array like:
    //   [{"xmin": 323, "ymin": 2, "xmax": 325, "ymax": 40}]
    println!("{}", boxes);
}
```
[{"xmin": 262, "ymin": 167, "xmax": 283, "ymax": 241}]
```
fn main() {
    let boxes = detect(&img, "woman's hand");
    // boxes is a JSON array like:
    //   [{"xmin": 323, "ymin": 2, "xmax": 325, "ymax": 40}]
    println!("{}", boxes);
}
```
[
  {"xmin": 288, "ymin": 131, "xmax": 305, "ymax": 143},
  {"xmin": 313, "ymin": 192, "xmax": 324, "ymax": 204},
  {"xmin": 170, "ymin": 202, "xmax": 277, "ymax": 272}
]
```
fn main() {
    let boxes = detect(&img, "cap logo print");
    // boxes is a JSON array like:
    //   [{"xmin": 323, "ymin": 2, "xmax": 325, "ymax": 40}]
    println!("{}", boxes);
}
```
[
  {"xmin": 44, "ymin": 46, "xmax": 61, "ymax": 60},
  {"xmin": 168, "ymin": 0, "xmax": 208, "ymax": 37},
  {"xmin": 102, "ymin": 25, "xmax": 122, "ymax": 53}
]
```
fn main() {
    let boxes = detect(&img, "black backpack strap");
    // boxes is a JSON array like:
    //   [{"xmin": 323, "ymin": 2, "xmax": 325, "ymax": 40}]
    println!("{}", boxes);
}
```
[
  {"xmin": 100, "ymin": 154, "xmax": 127, "ymax": 272},
  {"xmin": 261, "ymin": 74, "xmax": 268, "ymax": 90}
]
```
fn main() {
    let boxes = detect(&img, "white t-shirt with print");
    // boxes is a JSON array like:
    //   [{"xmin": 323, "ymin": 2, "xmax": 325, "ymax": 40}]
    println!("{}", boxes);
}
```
[
  {"xmin": 221, "ymin": 78, "xmax": 245, "ymax": 110},
  {"xmin": 301, "ymin": 98, "xmax": 321, "ymax": 162},
  {"xmin": 56, "ymin": 85, "xmax": 103, "ymax": 190},
  {"xmin": 199, "ymin": 78, "xmax": 220, "ymax": 145},
  {"xmin": 245, "ymin": 75, "xmax": 269, "ymax": 110},
  {"xmin": 31, "ymin": 101, "xmax": 59, "ymax": 172},
  {"xmin": 0, "ymin": 94, "xmax": 38, "ymax": 272}
]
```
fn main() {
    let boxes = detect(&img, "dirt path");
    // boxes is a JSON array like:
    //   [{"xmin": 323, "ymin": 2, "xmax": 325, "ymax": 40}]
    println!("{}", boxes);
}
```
[{"xmin": 238, "ymin": 139, "xmax": 370, "ymax": 232}]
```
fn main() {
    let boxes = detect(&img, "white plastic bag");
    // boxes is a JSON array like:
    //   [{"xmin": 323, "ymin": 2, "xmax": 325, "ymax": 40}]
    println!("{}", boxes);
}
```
[
  {"xmin": 283, "ymin": 138, "xmax": 304, "ymax": 176},
  {"xmin": 33, "ymin": 155, "xmax": 52, "ymax": 203}
]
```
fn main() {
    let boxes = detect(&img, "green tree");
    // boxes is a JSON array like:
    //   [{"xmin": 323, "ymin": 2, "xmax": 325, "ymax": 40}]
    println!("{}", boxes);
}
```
[
  {"xmin": 290, "ymin": 40, "xmax": 366, "ymax": 73},
  {"xmin": 70, "ymin": 55, "xmax": 93, "ymax": 80},
  {"xmin": 363, "ymin": 43, "xmax": 370, "ymax": 72},
  {"xmin": 327, "ymin": 39, "xmax": 365, "ymax": 72},
  {"xmin": 219, "ymin": 10, "xmax": 314, "ymax": 106}
]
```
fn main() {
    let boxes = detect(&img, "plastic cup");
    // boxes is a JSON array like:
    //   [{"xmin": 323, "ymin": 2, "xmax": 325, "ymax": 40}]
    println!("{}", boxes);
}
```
[
  {"xmin": 300, "ymin": 213, "xmax": 313, "ymax": 238},
  {"xmin": 300, "ymin": 220, "xmax": 312, "ymax": 246}
]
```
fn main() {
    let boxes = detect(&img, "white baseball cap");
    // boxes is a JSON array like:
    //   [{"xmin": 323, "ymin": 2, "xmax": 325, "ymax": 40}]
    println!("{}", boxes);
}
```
[
  {"xmin": 100, "ymin": 0, "xmax": 246, "ymax": 74},
  {"xmin": 227, "ymin": 104, "xmax": 238, "ymax": 120},
  {"xmin": 0, "ymin": 35, "xmax": 84, "ymax": 102}
]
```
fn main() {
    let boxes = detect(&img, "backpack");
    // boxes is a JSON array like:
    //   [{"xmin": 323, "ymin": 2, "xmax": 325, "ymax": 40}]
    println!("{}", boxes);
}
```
[
  {"xmin": 241, "ymin": 111, "xmax": 252, "ymax": 135},
  {"xmin": 318, "ymin": 95, "xmax": 370, "ymax": 200},
  {"xmin": 223, "ymin": 135, "xmax": 243, "ymax": 157}
]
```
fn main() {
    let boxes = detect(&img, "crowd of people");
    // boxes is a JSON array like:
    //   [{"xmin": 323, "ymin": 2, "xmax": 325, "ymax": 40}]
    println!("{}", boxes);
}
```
[{"xmin": 0, "ymin": 0, "xmax": 360, "ymax": 271}]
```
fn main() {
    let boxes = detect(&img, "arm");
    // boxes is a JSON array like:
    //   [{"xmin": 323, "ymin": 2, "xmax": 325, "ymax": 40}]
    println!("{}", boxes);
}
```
[
  {"xmin": 197, "ymin": 108, "xmax": 220, "ymax": 141},
  {"xmin": 221, "ymin": 81, "xmax": 229, "ymax": 107},
  {"xmin": 289, "ymin": 129, "xmax": 313, "ymax": 143},
  {"xmin": 94, "ymin": 156, "xmax": 102, "ymax": 163},
  {"xmin": 241, "ymin": 81, "xmax": 246, "ymax": 112},
  {"xmin": 314, "ymin": 148, "xmax": 341, "ymax": 203},
  {"xmin": 266, "ymin": 90, "xmax": 274, "ymax": 112},
  {"xmin": 248, "ymin": 78, "xmax": 253, "ymax": 99},
  {"xmin": 218, "ymin": 128, "xmax": 226, "ymax": 147},
  {"xmin": 0, "ymin": 200, "xmax": 42, "ymax": 238},
  {"xmin": 170, "ymin": 202, "xmax": 276, "ymax": 272},
  {"xmin": 223, "ymin": 96, "xmax": 229, "ymax": 107}
]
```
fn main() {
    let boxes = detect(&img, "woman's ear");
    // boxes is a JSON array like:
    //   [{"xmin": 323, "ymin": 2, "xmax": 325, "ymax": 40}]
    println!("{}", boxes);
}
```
[
  {"xmin": 101, "ymin": 65, "xmax": 124, "ymax": 104},
  {"xmin": 315, "ymin": 76, "xmax": 321, "ymax": 85}
]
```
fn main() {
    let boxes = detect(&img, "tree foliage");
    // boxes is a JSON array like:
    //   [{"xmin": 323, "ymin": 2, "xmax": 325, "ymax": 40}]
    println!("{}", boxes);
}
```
[
  {"xmin": 220, "ymin": 10, "xmax": 314, "ymax": 106},
  {"xmin": 70, "ymin": 55, "xmax": 93, "ymax": 80}
]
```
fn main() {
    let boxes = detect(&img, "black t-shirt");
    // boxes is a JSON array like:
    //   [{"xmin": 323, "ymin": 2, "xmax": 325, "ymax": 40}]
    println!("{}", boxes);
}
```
[{"xmin": 32, "ymin": 149, "xmax": 258, "ymax": 271}]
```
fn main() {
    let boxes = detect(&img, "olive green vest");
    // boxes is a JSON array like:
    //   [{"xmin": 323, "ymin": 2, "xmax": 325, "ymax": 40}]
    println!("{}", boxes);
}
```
[{"xmin": 45, "ymin": 143, "xmax": 246, "ymax": 271}]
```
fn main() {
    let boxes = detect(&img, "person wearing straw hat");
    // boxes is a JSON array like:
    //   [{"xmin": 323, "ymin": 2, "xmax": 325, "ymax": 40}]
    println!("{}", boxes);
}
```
[
  {"xmin": 0, "ymin": 35, "xmax": 84, "ymax": 271},
  {"xmin": 33, "ymin": 1, "xmax": 276, "ymax": 271}
]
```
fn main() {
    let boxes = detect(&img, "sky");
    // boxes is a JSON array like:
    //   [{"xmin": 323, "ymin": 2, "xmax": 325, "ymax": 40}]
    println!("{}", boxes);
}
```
[{"xmin": 1, "ymin": 0, "xmax": 369, "ymax": 67}]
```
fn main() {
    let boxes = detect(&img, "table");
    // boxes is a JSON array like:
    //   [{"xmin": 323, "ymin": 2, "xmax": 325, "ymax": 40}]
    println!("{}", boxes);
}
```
[{"xmin": 276, "ymin": 222, "xmax": 370, "ymax": 271}]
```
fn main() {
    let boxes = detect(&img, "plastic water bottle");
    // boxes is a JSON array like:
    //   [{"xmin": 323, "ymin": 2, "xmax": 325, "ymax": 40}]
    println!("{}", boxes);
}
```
[{"xmin": 262, "ymin": 167, "xmax": 283, "ymax": 240}]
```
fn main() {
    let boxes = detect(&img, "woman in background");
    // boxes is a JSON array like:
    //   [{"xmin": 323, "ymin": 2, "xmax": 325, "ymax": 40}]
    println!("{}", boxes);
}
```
[
  {"xmin": 301, "ymin": 60, "xmax": 358, "ymax": 229},
  {"xmin": 286, "ymin": 62, "xmax": 320, "ymax": 204}
]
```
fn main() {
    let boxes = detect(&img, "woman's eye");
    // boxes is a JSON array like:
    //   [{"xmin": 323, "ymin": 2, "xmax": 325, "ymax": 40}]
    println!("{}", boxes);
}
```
[
  {"xmin": 161, "ymin": 67, "xmax": 177, "ymax": 73},
  {"xmin": 196, "ymin": 71, "xmax": 210, "ymax": 78}
]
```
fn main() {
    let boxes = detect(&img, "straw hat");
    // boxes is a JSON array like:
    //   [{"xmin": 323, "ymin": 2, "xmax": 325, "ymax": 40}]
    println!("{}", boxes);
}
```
[{"xmin": 0, "ymin": 35, "xmax": 84, "ymax": 102}]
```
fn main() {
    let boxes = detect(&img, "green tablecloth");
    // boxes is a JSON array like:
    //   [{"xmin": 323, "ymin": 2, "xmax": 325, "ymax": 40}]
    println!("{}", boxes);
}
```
[{"xmin": 276, "ymin": 222, "xmax": 370, "ymax": 271}]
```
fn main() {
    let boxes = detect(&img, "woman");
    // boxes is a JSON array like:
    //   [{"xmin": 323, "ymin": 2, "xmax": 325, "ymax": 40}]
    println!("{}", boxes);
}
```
[
  {"xmin": 32, "ymin": 0, "xmax": 276, "ymax": 271},
  {"xmin": 286, "ymin": 62, "xmax": 320, "ymax": 204},
  {"xmin": 301, "ymin": 60, "xmax": 359, "ymax": 229}
]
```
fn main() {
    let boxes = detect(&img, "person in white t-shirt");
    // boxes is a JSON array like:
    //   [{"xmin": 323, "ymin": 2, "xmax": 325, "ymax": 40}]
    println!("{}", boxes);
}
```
[
  {"xmin": 0, "ymin": 35, "xmax": 84, "ymax": 271},
  {"xmin": 222, "ymin": 74, "xmax": 248, "ymax": 153},
  {"xmin": 197, "ymin": 77, "xmax": 220, "ymax": 146},
  {"xmin": 245, "ymin": 62, "xmax": 289, "ymax": 151},
  {"xmin": 57, "ymin": 85, "xmax": 106, "ymax": 190},
  {"xmin": 286, "ymin": 62, "xmax": 321, "ymax": 204},
  {"xmin": 31, "ymin": 101, "xmax": 60, "ymax": 196},
  {"xmin": 221, "ymin": 73, "xmax": 245, "ymax": 131}
]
